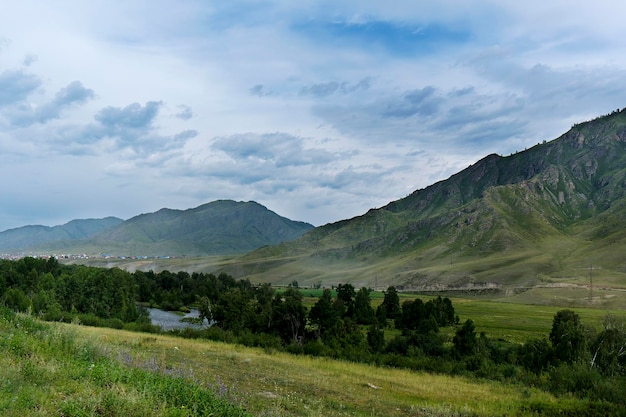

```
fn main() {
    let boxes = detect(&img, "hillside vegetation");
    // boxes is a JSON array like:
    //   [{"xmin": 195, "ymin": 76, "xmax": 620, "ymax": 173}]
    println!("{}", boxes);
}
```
[
  {"xmin": 224, "ymin": 109, "xmax": 626, "ymax": 290},
  {"xmin": 0, "ymin": 307, "xmax": 250, "ymax": 417},
  {"xmin": 2, "ymin": 306, "xmax": 622, "ymax": 417}
]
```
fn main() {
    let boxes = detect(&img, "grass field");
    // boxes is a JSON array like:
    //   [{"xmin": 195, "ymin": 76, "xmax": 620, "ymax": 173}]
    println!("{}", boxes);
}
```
[
  {"xmin": 52, "ymin": 324, "xmax": 572, "ymax": 417},
  {"xmin": 4, "ymin": 294, "xmax": 625, "ymax": 416},
  {"xmin": 0, "ymin": 310, "xmax": 250, "ymax": 417}
]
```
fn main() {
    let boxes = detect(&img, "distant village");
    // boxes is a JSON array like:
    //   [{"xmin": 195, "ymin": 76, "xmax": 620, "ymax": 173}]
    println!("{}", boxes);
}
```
[{"xmin": 0, "ymin": 253, "xmax": 180, "ymax": 261}]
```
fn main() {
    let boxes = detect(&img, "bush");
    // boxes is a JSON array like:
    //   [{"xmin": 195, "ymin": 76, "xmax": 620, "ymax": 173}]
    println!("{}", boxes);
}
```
[
  {"xmin": 0, "ymin": 304, "xmax": 16, "ymax": 321},
  {"xmin": 548, "ymin": 362, "xmax": 601, "ymax": 396},
  {"xmin": 77, "ymin": 313, "xmax": 103, "ymax": 327},
  {"xmin": 202, "ymin": 326, "xmax": 236, "ymax": 344},
  {"xmin": 2, "ymin": 288, "xmax": 31, "ymax": 312},
  {"xmin": 285, "ymin": 342, "xmax": 304, "ymax": 355},
  {"xmin": 588, "ymin": 376, "xmax": 626, "ymax": 405},
  {"xmin": 385, "ymin": 335, "xmax": 409, "ymax": 355},
  {"xmin": 122, "ymin": 321, "xmax": 163, "ymax": 333},
  {"xmin": 521, "ymin": 400, "xmax": 626, "ymax": 417},
  {"xmin": 303, "ymin": 339, "xmax": 334, "ymax": 357},
  {"xmin": 105, "ymin": 318, "xmax": 124, "ymax": 329}
]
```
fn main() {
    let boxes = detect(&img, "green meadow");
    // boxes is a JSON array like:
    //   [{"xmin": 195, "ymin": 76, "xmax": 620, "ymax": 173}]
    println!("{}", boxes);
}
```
[{"xmin": 3, "ymin": 294, "xmax": 625, "ymax": 417}]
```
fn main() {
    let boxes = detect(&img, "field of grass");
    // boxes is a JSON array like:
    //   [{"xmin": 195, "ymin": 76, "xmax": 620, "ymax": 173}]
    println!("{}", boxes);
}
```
[
  {"xmin": 30, "ymin": 322, "xmax": 577, "ymax": 417},
  {"xmin": 0, "ymin": 310, "xmax": 249, "ymax": 417},
  {"xmin": 4, "ymin": 296, "xmax": 625, "ymax": 416}
]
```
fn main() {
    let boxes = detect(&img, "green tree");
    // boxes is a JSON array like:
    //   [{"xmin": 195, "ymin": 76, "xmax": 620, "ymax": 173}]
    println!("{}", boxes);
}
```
[
  {"xmin": 212, "ymin": 287, "xmax": 253, "ymax": 333},
  {"xmin": 353, "ymin": 287, "xmax": 375, "ymax": 325},
  {"xmin": 197, "ymin": 296, "xmax": 212, "ymax": 324},
  {"xmin": 453, "ymin": 319, "xmax": 477, "ymax": 356},
  {"xmin": 309, "ymin": 289, "xmax": 340, "ymax": 339},
  {"xmin": 375, "ymin": 305, "xmax": 388, "ymax": 328},
  {"xmin": 252, "ymin": 283, "xmax": 275, "ymax": 333},
  {"xmin": 518, "ymin": 338, "xmax": 553, "ymax": 374},
  {"xmin": 336, "ymin": 283, "xmax": 356, "ymax": 317},
  {"xmin": 398, "ymin": 299, "xmax": 424, "ymax": 330},
  {"xmin": 377, "ymin": 286, "xmax": 401, "ymax": 323},
  {"xmin": 272, "ymin": 286, "xmax": 307, "ymax": 344},
  {"xmin": 367, "ymin": 325, "xmax": 385, "ymax": 353},
  {"xmin": 2, "ymin": 288, "xmax": 31, "ymax": 312},
  {"xmin": 549, "ymin": 310, "xmax": 586, "ymax": 364},
  {"xmin": 0, "ymin": 271, "xmax": 6, "ymax": 296},
  {"xmin": 590, "ymin": 316, "xmax": 626, "ymax": 376}
]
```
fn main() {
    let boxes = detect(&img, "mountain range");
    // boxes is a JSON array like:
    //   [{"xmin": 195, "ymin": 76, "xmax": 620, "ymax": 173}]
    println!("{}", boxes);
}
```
[
  {"xmin": 0, "ymin": 200, "xmax": 314, "ymax": 256},
  {"xmin": 220, "ymin": 108, "xmax": 626, "ymax": 290},
  {"xmin": 3, "ymin": 109, "xmax": 626, "ymax": 293}
]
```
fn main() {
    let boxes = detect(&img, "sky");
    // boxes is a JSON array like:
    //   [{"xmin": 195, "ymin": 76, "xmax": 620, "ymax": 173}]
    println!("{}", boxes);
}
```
[{"xmin": 2, "ymin": 1, "xmax": 626, "ymax": 231}]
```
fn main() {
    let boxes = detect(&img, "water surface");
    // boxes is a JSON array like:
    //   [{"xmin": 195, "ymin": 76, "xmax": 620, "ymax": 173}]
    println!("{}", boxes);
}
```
[{"xmin": 147, "ymin": 307, "xmax": 208, "ymax": 331}]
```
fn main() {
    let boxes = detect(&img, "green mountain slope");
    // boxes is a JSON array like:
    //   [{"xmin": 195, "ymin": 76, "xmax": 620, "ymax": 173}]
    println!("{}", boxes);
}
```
[
  {"xmin": 40, "ymin": 200, "xmax": 314, "ymax": 256},
  {"xmin": 0, "ymin": 217, "xmax": 124, "ymax": 252},
  {"xmin": 230, "ymin": 109, "xmax": 626, "ymax": 290}
]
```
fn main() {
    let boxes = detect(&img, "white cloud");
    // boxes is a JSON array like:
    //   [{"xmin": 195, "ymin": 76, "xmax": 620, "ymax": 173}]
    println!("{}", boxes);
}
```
[{"xmin": 1, "ymin": 1, "xmax": 626, "ymax": 231}]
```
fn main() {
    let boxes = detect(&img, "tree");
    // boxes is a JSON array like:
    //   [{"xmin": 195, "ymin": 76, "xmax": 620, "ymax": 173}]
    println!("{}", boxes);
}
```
[
  {"xmin": 439, "ymin": 297, "xmax": 455, "ymax": 326},
  {"xmin": 417, "ymin": 314, "xmax": 439, "ymax": 335},
  {"xmin": 398, "ymin": 299, "xmax": 424, "ymax": 330},
  {"xmin": 453, "ymin": 319, "xmax": 477, "ymax": 356},
  {"xmin": 353, "ymin": 287, "xmax": 375, "ymax": 325},
  {"xmin": 519, "ymin": 338, "xmax": 553, "ymax": 374},
  {"xmin": 378, "ymin": 286, "xmax": 401, "ymax": 322},
  {"xmin": 252, "ymin": 283, "xmax": 275, "ymax": 333},
  {"xmin": 336, "ymin": 283, "xmax": 356, "ymax": 317},
  {"xmin": 375, "ymin": 305, "xmax": 388, "ymax": 328},
  {"xmin": 2, "ymin": 288, "xmax": 31, "ymax": 312},
  {"xmin": 272, "ymin": 286, "xmax": 307, "ymax": 344},
  {"xmin": 309, "ymin": 289, "xmax": 340, "ymax": 339},
  {"xmin": 590, "ymin": 315, "xmax": 626, "ymax": 376},
  {"xmin": 367, "ymin": 325, "xmax": 385, "ymax": 353},
  {"xmin": 549, "ymin": 310, "xmax": 586, "ymax": 364},
  {"xmin": 197, "ymin": 296, "xmax": 212, "ymax": 324},
  {"xmin": 212, "ymin": 287, "xmax": 253, "ymax": 333}
]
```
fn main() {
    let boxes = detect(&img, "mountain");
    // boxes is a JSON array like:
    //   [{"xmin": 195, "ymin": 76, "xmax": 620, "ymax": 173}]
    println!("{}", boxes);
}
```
[
  {"xmin": 0, "ymin": 217, "xmax": 124, "ymax": 252},
  {"xmin": 225, "ymin": 108, "xmax": 626, "ymax": 290},
  {"xmin": 24, "ymin": 200, "xmax": 314, "ymax": 256}
]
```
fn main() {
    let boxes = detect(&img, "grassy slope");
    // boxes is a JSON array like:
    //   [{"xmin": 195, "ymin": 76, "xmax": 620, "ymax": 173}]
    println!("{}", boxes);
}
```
[
  {"xmin": 0, "ymin": 311, "xmax": 249, "ymax": 417},
  {"xmin": 3, "ymin": 299, "xmax": 624, "ymax": 416},
  {"xmin": 39, "ymin": 324, "xmax": 565, "ymax": 417}
]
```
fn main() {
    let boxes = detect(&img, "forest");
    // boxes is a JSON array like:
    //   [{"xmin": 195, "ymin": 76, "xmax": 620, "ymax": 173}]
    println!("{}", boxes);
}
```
[{"xmin": 2, "ymin": 257, "xmax": 626, "ymax": 415}]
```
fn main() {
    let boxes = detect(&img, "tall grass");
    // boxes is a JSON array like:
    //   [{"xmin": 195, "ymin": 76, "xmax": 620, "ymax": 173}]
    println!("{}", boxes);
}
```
[
  {"xmin": 0, "ymin": 307, "xmax": 250, "ymax": 417},
  {"xmin": 3, "ymin": 303, "xmax": 623, "ymax": 416},
  {"xmin": 69, "ymin": 320, "xmax": 606, "ymax": 417}
]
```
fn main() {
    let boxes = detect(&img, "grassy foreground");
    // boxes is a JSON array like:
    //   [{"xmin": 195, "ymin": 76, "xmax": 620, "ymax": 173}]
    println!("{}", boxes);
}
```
[
  {"xmin": 1, "ymin": 308, "xmax": 604, "ymax": 417},
  {"xmin": 0, "ymin": 309, "xmax": 250, "ymax": 417}
]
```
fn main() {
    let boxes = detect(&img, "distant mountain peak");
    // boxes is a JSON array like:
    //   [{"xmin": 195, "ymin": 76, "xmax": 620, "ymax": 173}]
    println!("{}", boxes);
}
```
[
  {"xmin": 1, "ymin": 200, "xmax": 314, "ymax": 256},
  {"xmin": 0, "ymin": 217, "xmax": 124, "ymax": 252}
]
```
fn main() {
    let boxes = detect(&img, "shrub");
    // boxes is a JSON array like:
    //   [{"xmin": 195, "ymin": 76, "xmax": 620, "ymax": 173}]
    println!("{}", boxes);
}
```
[{"xmin": 548, "ymin": 362, "xmax": 601, "ymax": 396}]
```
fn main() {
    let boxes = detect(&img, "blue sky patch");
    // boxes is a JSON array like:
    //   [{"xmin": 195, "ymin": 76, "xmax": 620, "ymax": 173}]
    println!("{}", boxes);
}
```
[{"xmin": 293, "ymin": 19, "xmax": 470, "ymax": 56}]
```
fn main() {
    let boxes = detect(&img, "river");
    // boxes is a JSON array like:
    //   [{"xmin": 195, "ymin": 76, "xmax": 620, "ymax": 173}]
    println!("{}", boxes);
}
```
[{"xmin": 147, "ymin": 307, "xmax": 209, "ymax": 331}]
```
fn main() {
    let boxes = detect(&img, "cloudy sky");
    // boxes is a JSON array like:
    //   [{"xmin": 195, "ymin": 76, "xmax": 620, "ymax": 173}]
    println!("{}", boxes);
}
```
[{"xmin": 1, "ymin": 1, "xmax": 626, "ymax": 231}]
